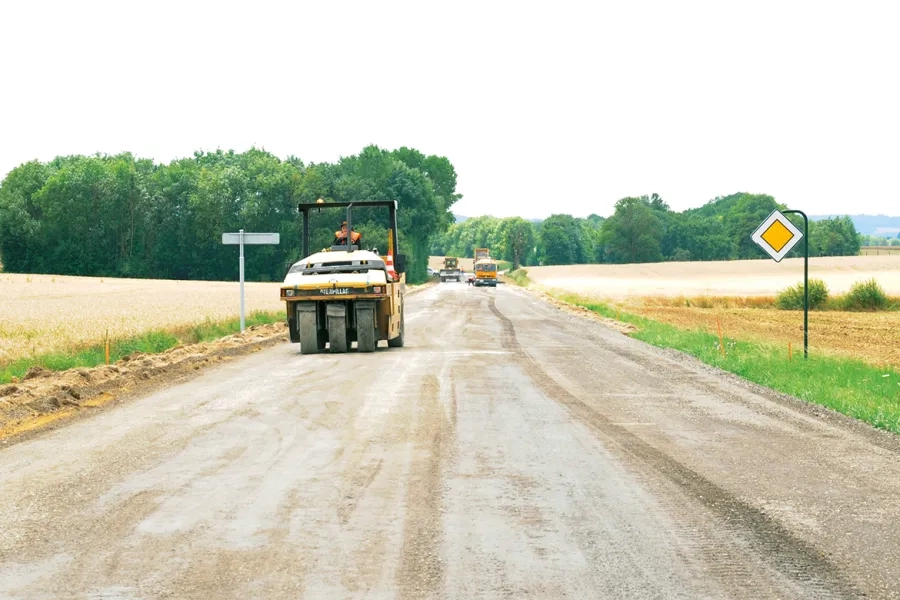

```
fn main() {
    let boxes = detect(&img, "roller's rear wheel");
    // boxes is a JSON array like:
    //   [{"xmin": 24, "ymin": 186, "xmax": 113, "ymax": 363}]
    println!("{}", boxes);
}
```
[
  {"xmin": 298, "ymin": 306, "xmax": 321, "ymax": 355},
  {"xmin": 388, "ymin": 305, "xmax": 405, "ymax": 348},
  {"xmin": 356, "ymin": 303, "xmax": 376, "ymax": 353},
  {"xmin": 327, "ymin": 306, "xmax": 349, "ymax": 353}
]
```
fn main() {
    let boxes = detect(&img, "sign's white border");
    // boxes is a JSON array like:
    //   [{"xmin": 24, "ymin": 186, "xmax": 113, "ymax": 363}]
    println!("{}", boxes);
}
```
[
  {"xmin": 751, "ymin": 210, "xmax": 803, "ymax": 262},
  {"xmin": 222, "ymin": 232, "xmax": 280, "ymax": 245}
]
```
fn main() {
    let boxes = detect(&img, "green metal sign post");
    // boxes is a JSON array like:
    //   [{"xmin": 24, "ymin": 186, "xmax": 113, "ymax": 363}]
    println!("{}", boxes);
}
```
[
  {"xmin": 751, "ymin": 209, "xmax": 809, "ymax": 359},
  {"xmin": 782, "ymin": 210, "xmax": 809, "ymax": 359}
]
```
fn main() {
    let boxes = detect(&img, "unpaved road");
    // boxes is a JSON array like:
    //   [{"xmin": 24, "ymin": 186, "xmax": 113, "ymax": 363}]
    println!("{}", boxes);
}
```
[{"xmin": 2, "ymin": 284, "xmax": 899, "ymax": 599}]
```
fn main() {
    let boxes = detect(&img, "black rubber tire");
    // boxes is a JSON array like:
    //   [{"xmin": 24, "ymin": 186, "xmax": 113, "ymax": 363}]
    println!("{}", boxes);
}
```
[
  {"xmin": 328, "ymin": 314, "xmax": 349, "ymax": 353},
  {"xmin": 356, "ymin": 304, "xmax": 376, "ymax": 353},
  {"xmin": 388, "ymin": 303, "xmax": 405, "ymax": 348},
  {"xmin": 298, "ymin": 308, "xmax": 320, "ymax": 355}
]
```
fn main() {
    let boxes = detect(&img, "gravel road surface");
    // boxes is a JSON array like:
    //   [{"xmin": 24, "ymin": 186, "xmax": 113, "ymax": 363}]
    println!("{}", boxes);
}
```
[{"xmin": 2, "ymin": 283, "xmax": 899, "ymax": 599}]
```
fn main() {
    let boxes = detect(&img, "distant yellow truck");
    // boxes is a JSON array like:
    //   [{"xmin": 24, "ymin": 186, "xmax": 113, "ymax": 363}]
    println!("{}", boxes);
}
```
[{"xmin": 473, "ymin": 257, "xmax": 498, "ymax": 287}]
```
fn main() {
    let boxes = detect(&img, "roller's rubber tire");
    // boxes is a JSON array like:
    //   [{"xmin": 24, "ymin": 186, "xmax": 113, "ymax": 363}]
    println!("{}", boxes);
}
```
[
  {"xmin": 298, "ymin": 307, "xmax": 320, "ymax": 355},
  {"xmin": 356, "ymin": 304, "xmax": 377, "ymax": 353},
  {"xmin": 388, "ymin": 305, "xmax": 405, "ymax": 348},
  {"xmin": 328, "ymin": 312, "xmax": 349, "ymax": 353}
]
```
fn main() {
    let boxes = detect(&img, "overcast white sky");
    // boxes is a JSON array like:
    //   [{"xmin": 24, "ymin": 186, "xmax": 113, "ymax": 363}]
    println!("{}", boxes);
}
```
[{"xmin": 1, "ymin": 0, "xmax": 897, "ymax": 219}]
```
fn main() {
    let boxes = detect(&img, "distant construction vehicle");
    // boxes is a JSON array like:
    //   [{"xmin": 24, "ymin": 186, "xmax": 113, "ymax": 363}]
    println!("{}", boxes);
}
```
[
  {"xmin": 439, "ymin": 257, "xmax": 463, "ymax": 282},
  {"xmin": 281, "ymin": 200, "xmax": 406, "ymax": 354},
  {"xmin": 473, "ymin": 256, "xmax": 499, "ymax": 287}
]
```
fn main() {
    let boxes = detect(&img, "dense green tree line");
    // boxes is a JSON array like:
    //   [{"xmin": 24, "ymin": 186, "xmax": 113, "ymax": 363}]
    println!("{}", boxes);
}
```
[
  {"xmin": 434, "ymin": 192, "xmax": 862, "ymax": 267},
  {"xmin": 0, "ymin": 146, "xmax": 459, "ymax": 283},
  {"xmin": 3, "ymin": 157, "xmax": 867, "ymax": 277},
  {"xmin": 860, "ymin": 234, "xmax": 900, "ymax": 247}
]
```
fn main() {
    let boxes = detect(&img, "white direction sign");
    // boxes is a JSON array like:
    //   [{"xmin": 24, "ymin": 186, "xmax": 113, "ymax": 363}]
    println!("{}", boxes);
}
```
[
  {"xmin": 222, "ymin": 232, "xmax": 280, "ymax": 245},
  {"xmin": 751, "ymin": 210, "xmax": 803, "ymax": 262},
  {"xmin": 222, "ymin": 230, "xmax": 281, "ymax": 332}
]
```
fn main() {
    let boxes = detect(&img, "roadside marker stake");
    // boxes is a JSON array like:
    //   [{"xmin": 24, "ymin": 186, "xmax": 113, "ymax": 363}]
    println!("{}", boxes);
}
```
[
  {"xmin": 716, "ymin": 317, "xmax": 726, "ymax": 358},
  {"xmin": 752, "ymin": 209, "xmax": 809, "ymax": 359}
]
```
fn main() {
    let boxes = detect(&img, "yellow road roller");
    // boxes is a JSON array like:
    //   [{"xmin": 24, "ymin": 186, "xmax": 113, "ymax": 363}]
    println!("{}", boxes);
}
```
[{"xmin": 281, "ymin": 200, "xmax": 406, "ymax": 354}]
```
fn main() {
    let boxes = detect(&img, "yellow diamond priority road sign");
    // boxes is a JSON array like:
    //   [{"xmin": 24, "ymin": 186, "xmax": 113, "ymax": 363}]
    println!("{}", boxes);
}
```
[{"xmin": 752, "ymin": 210, "xmax": 803, "ymax": 262}]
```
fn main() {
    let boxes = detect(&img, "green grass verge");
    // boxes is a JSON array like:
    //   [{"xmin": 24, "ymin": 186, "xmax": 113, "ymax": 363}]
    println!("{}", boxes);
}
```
[
  {"xmin": 504, "ymin": 268, "xmax": 532, "ymax": 287},
  {"xmin": 556, "ymin": 292, "xmax": 900, "ymax": 435},
  {"xmin": 0, "ymin": 310, "xmax": 284, "ymax": 385}
]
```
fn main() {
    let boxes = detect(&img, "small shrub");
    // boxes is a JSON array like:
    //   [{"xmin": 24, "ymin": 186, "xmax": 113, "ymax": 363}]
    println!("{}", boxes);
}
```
[
  {"xmin": 505, "ymin": 269, "xmax": 531, "ymax": 287},
  {"xmin": 775, "ymin": 278, "xmax": 829, "ymax": 310},
  {"xmin": 843, "ymin": 278, "xmax": 888, "ymax": 311},
  {"xmin": 672, "ymin": 248, "xmax": 693, "ymax": 262}
]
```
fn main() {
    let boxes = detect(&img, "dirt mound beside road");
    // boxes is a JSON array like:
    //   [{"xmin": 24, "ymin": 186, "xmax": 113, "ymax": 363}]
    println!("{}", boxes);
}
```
[
  {"xmin": 0, "ymin": 323, "xmax": 289, "ymax": 442},
  {"xmin": 0, "ymin": 282, "xmax": 433, "ymax": 442}
]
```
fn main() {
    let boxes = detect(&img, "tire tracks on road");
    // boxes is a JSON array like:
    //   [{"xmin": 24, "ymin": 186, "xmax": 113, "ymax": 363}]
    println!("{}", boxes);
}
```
[
  {"xmin": 488, "ymin": 295, "xmax": 861, "ymax": 599},
  {"xmin": 397, "ymin": 373, "xmax": 454, "ymax": 599}
]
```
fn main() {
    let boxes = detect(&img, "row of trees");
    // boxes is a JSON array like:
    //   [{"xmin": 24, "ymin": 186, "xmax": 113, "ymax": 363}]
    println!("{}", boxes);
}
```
[
  {"xmin": 2, "ymin": 157, "xmax": 870, "ymax": 276},
  {"xmin": 860, "ymin": 234, "xmax": 900, "ymax": 247},
  {"xmin": 0, "ymin": 146, "xmax": 460, "ymax": 283},
  {"xmin": 434, "ymin": 193, "xmax": 863, "ymax": 267}
]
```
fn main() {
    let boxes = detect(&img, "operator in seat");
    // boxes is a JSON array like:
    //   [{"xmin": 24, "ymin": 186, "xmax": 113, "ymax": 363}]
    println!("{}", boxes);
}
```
[{"xmin": 334, "ymin": 221, "xmax": 361, "ymax": 246}]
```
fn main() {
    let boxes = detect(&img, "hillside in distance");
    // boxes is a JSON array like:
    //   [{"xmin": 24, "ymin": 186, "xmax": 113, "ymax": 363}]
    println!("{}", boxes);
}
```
[
  {"xmin": 457, "ymin": 210, "xmax": 900, "ymax": 236},
  {"xmin": 810, "ymin": 214, "xmax": 900, "ymax": 236},
  {"xmin": 454, "ymin": 214, "xmax": 542, "ymax": 224}
]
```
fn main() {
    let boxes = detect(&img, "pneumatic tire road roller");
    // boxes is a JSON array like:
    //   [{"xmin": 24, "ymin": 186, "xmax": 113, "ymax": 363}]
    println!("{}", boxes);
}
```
[{"xmin": 281, "ymin": 200, "xmax": 407, "ymax": 354}]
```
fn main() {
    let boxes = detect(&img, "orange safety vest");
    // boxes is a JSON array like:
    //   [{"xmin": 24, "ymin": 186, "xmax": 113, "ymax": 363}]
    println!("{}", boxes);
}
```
[{"xmin": 335, "ymin": 229, "xmax": 361, "ymax": 244}]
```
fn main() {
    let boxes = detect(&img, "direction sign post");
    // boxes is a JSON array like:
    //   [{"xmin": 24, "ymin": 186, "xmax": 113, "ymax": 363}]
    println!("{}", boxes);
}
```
[
  {"xmin": 751, "ymin": 209, "xmax": 809, "ymax": 358},
  {"xmin": 222, "ymin": 230, "xmax": 280, "ymax": 332}
]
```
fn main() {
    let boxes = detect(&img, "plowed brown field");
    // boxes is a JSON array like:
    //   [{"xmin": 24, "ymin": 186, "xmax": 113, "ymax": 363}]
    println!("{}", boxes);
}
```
[{"xmin": 635, "ymin": 306, "xmax": 900, "ymax": 369}]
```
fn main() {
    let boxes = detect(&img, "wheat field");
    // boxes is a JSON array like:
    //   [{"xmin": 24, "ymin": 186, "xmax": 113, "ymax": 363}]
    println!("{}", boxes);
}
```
[
  {"xmin": 526, "ymin": 256, "xmax": 900, "ymax": 368},
  {"xmin": 0, "ymin": 274, "xmax": 284, "ymax": 363},
  {"xmin": 860, "ymin": 246, "xmax": 900, "ymax": 256},
  {"xmin": 527, "ymin": 255, "xmax": 900, "ymax": 300}
]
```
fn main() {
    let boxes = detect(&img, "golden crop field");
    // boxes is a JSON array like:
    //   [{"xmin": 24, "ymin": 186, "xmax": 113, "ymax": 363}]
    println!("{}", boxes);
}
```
[
  {"xmin": 861, "ymin": 246, "xmax": 900, "ymax": 256},
  {"xmin": 527, "ymin": 255, "xmax": 900, "ymax": 299},
  {"xmin": 0, "ymin": 274, "xmax": 284, "ymax": 363},
  {"xmin": 526, "ymin": 256, "xmax": 900, "ymax": 368}
]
